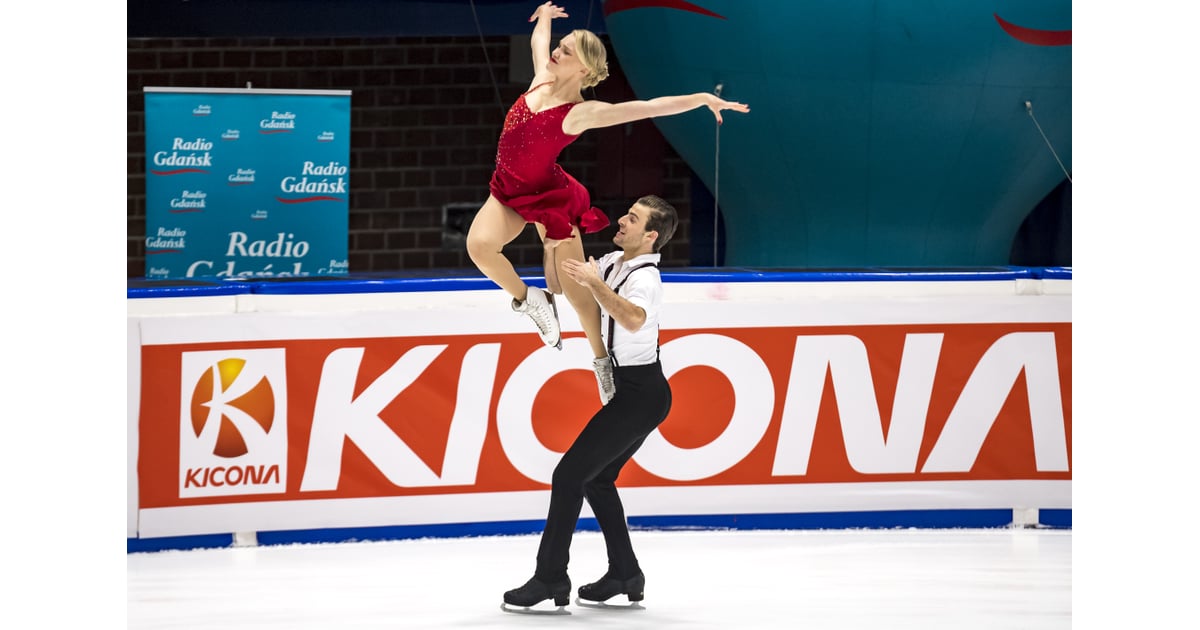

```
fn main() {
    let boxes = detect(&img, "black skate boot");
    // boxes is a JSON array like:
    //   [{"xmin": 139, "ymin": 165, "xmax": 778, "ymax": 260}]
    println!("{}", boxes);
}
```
[
  {"xmin": 575, "ymin": 570, "xmax": 645, "ymax": 610},
  {"xmin": 501, "ymin": 576, "xmax": 571, "ymax": 615}
]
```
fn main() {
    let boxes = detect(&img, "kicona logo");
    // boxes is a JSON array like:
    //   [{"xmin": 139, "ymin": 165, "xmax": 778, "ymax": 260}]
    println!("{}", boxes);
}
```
[{"xmin": 179, "ymin": 349, "xmax": 288, "ymax": 498}]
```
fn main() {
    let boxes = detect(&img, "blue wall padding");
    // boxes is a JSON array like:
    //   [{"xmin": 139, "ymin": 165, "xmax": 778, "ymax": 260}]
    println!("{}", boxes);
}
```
[
  {"xmin": 127, "ymin": 508, "xmax": 1071, "ymax": 553},
  {"xmin": 128, "ymin": 267, "xmax": 1068, "ymax": 298}
]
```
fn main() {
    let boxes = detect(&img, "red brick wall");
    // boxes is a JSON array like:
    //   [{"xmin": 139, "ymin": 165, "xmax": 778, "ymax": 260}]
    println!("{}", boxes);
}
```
[{"xmin": 127, "ymin": 36, "xmax": 697, "ymax": 279}]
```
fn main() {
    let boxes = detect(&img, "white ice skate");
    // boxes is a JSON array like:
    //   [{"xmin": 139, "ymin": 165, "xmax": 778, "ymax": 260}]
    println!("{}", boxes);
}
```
[
  {"xmin": 593, "ymin": 355, "xmax": 616, "ymax": 404},
  {"xmin": 512, "ymin": 286, "xmax": 562, "ymax": 350}
]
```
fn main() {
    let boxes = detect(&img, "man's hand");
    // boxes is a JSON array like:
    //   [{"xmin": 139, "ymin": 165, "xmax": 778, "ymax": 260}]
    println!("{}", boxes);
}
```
[{"xmin": 561, "ymin": 256, "xmax": 601, "ymax": 288}]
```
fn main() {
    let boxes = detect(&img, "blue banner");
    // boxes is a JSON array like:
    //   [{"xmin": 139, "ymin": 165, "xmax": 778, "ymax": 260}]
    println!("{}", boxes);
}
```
[{"xmin": 144, "ymin": 87, "xmax": 351, "ymax": 279}]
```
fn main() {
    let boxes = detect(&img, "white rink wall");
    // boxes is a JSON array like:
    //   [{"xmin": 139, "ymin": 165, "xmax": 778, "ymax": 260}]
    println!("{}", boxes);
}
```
[{"xmin": 127, "ymin": 268, "xmax": 1072, "ymax": 550}]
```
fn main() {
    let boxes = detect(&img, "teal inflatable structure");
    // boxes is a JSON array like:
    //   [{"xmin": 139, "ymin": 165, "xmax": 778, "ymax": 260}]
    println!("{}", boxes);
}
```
[{"xmin": 602, "ymin": 0, "xmax": 1071, "ymax": 266}]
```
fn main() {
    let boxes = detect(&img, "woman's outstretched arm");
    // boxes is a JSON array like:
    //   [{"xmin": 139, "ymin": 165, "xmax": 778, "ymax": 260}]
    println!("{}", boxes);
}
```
[{"xmin": 563, "ymin": 92, "xmax": 750, "ymax": 135}]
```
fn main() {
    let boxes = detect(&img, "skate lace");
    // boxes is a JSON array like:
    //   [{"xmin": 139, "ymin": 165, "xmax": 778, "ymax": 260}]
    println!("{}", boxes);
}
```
[
  {"xmin": 597, "ymin": 364, "xmax": 614, "ymax": 391},
  {"xmin": 526, "ymin": 296, "xmax": 555, "ymax": 335}
]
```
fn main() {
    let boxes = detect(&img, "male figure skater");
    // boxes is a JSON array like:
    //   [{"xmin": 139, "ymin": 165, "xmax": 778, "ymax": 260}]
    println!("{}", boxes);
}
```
[{"xmin": 501, "ymin": 195, "xmax": 678, "ymax": 614}]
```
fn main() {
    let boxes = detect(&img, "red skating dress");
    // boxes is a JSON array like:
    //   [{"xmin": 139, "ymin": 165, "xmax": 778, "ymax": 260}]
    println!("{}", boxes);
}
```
[{"xmin": 489, "ymin": 83, "xmax": 611, "ymax": 240}]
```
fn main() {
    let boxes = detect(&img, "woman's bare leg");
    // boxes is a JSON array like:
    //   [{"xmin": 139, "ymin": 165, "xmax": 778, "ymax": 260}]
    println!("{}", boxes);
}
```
[
  {"xmin": 540, "ymin": 225, "xmax": 607, "ymax": 359},
  {"xmin": 542, "ymin": 238, "xmax": 565, "ymax": 295},
  {"xmin": 466, "ymin": 195, "xmax": 534, "ymax": 301}
]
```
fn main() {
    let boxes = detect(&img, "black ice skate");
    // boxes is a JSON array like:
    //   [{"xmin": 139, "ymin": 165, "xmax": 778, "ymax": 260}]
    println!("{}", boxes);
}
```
[
  {"xmin": 500, "ymin": 576, "xmax": 571, "ymax": 615},
  {"xmin": 574, "ymin": 570, "xmax": 645, "ymax": 610}
]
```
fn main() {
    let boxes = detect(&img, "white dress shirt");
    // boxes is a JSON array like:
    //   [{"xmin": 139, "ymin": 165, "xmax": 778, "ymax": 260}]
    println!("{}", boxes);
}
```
[{"xmin": 597, "ymin": 250, "xmax": 663, "ymax": 366}]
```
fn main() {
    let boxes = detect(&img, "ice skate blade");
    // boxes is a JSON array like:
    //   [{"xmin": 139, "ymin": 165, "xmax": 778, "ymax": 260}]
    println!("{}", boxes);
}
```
[
  {"xmin": 500, "ymin": 602, "xmax": 571, "ymax": 615},
  {"xmin": 575, "ymin": 597, "xmax": 645, "ymax": 611}
]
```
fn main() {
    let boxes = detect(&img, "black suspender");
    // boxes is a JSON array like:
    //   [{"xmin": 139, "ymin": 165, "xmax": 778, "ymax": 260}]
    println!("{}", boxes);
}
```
[{"xmin": 602, "ymin": 261, "xmax": 659, "ymax": 366}]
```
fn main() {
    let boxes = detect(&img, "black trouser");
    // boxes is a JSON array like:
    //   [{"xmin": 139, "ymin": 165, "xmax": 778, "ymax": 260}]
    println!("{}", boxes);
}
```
[{"xmin": 534, "ymin": 360, "xmax": 673, "ymax": 583}]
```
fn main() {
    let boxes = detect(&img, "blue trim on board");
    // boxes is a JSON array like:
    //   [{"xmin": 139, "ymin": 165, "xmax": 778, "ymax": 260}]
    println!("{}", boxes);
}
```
[
  {"xmin": 1034, "ymin": 267, "xmax": 1073, "ymax": 279},
  {"xmin": 248, "ymin": 275, "xmax": 510, "ymax": 295},
  {"xmin": 256, "ymin": 519, "xmax": 560, "ymax": 547},
  {"xmin": 126, "ymin": 266, "xmax": 1069, "ymax": 299},
  {"xmin": 127, "ymin": 532, "xmax": 235, "ymax": 553},
  {"xmin": 127, "ymin": 508, "xmax": 1071, "ymax": 553},
  {"xmin": 127, "ymin": 279, "xmax": 255, "ymax": 299},
  {"xmin": 1038, "ymin": 508, "xmax": 1072, "ymax": 528},
  {"xmin": 626, "ymin": 510, "xmax": 1021, "ymax": 531},
  {"xmin": 662, "ymin": 267, "xmax": 1037, "ymax": 283}
]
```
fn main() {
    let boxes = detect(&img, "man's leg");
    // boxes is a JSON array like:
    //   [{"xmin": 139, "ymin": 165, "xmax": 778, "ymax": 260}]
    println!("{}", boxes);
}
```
[
  {"xmin": 584, "ymin": 438, "xmax": 646, "ymax": 578},
  {"xmin": 533, "ymin": 395, "xmax": 651, "ymax": 581}
]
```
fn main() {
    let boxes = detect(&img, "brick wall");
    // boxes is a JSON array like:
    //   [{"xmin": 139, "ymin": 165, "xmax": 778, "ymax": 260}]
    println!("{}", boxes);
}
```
[{"xmin": 127, "ymin": 36, "xmax": 698, "ymax": 279}]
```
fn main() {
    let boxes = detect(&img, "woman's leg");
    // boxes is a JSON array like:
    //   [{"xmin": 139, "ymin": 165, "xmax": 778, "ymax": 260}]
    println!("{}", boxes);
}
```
[
  {"xmin": 472, "ymin": 197, "xmax": 563, "ymax": 349},
  {"xmin": 466, "ymin": 195, "xmax": 533, "ymax": 300},
  {"xmin": 540, "ymin": 225, "xmax": 607, "ymax": 359}
]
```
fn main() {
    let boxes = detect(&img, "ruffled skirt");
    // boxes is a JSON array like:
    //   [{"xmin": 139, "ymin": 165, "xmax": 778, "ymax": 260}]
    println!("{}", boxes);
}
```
[{"xmin": 489, "ymin": 166, "xmax": 610, "ymax": 240}]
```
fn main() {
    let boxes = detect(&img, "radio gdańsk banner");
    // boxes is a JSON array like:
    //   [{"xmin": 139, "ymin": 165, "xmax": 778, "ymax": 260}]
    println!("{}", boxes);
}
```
[{"xmin": 144, "ymin": 87, "xmax": 351, "ymax": 279}]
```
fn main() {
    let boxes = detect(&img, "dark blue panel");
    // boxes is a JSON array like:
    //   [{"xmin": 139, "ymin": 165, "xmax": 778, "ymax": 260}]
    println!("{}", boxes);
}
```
[
  {"xmin": 252, "ymin": 519, "xmax": 598, "ymax": 546},
  {"xmin": 627, "ymin": 510, "xmax": 1018, "ymax": 531},
  {"xmin": 129, "ymin": 509, "xmax": 1070, "ymax": 553},
  {"xmin": 1034, "ymin": 267, "xmax": 1073, "ymax": 280},
  {"xmin": 128, "ymin": 267, "xmax": 1053, "ymax": 298},
  {"xmin": 1039, "ymin": 508, "xmax": 1072, "ymax": 528},
  {"xmin": 128, "ymin": 0, "xmax": 608, "ymax": 38},
  {"xmin": 127, "ymin": 279, "xmax": 254, "ymax": 299},
  {"xmin": 128, "ymin": 533, "xmax": 234, "ymax": 553},
  {"xmin": 247, "ymin": 275, "xmax": 505, "ymax": 295}
]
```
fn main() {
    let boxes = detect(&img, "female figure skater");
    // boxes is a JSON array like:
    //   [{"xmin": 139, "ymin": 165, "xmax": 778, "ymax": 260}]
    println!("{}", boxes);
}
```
[{"xmin": 465, "ymin": 1, "xmax": 749, "ymax": 401}]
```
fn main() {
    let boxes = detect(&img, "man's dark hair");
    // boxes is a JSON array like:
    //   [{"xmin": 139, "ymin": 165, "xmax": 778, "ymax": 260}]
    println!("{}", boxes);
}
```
[{"xmin": 636, "ymin": 195, "xmax": 678, "ymax": 253}]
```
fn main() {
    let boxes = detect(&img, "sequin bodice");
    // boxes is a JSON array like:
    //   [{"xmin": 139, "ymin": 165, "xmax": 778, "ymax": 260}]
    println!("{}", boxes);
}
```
[
  {"xmin": 487, "ymin": 84, "xmax": 610, "ymax": 240},
  {"xmin": 493, "ymin": 91, "xmax": 580, "ymax": 192}
]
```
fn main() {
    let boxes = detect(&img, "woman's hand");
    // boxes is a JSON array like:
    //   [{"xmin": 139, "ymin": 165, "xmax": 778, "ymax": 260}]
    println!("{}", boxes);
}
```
[
  {"xmin": 704, "ymin": 94, "xmax": 750, "ymax": 125},
  {"xmin": 529, "ymin": 2, "xmax": 568, "ymax": 22}
]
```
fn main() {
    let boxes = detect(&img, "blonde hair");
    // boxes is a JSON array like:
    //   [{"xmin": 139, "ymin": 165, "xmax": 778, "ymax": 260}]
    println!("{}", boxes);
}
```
[{"xmin": 571, "ymin": 29, "xmax": 610, "ymax": 89}]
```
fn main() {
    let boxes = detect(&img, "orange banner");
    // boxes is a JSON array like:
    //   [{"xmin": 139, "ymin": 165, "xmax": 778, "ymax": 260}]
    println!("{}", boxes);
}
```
[{"xmin": 138, "ymin": 323, "xmax": 1071, "ymax": 510}]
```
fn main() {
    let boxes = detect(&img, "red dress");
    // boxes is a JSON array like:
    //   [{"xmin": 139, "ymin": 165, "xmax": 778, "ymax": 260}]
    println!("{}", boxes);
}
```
[{"xmin": 489, "ymin": 83, "xmax": 611, "ymax": 240}]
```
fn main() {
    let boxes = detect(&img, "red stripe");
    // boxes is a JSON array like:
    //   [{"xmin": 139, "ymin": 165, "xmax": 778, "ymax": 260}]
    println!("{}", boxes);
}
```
[
  {"xmin": 151, "ymin": 169, "xmax": 209, "ymax": 176},
  {"xmin": 275, "ymin": 196, "xmax": 342, "ymax": 204},
  {"xmin": 603, "ymin": 0, "xmax": 725, "ymax": 20},
  {"xmin": 994, "ymin": 13, "xmax": 1071, "ymax": 46}
]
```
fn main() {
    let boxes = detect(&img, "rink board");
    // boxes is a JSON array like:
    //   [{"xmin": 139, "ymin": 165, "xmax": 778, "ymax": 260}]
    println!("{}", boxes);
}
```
[{"xmin": 127, "ymin": 268, "xmax": 1072, "ymax": 550}]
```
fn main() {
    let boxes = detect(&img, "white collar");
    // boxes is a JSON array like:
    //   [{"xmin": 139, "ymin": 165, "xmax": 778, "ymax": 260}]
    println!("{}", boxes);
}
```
[{"xmin": 614, "ymin": 252, "xmax": 661, "ymax": 268}]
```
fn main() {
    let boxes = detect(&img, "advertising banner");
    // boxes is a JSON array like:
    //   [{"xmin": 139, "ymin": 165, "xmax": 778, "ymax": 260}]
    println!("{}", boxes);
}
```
[
  {"xmin": 143, "ymin": 87, "xmax": 351, "ymax": 279},
  {"xmin": 132, "ymin": 289, "xmax": 1072, "ymax": 538}
]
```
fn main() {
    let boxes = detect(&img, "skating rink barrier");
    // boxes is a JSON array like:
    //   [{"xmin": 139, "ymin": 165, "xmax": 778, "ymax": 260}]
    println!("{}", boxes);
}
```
[{"xmin": 128, "ymin": 267, "xmax": 1071, "ymax": 552}]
